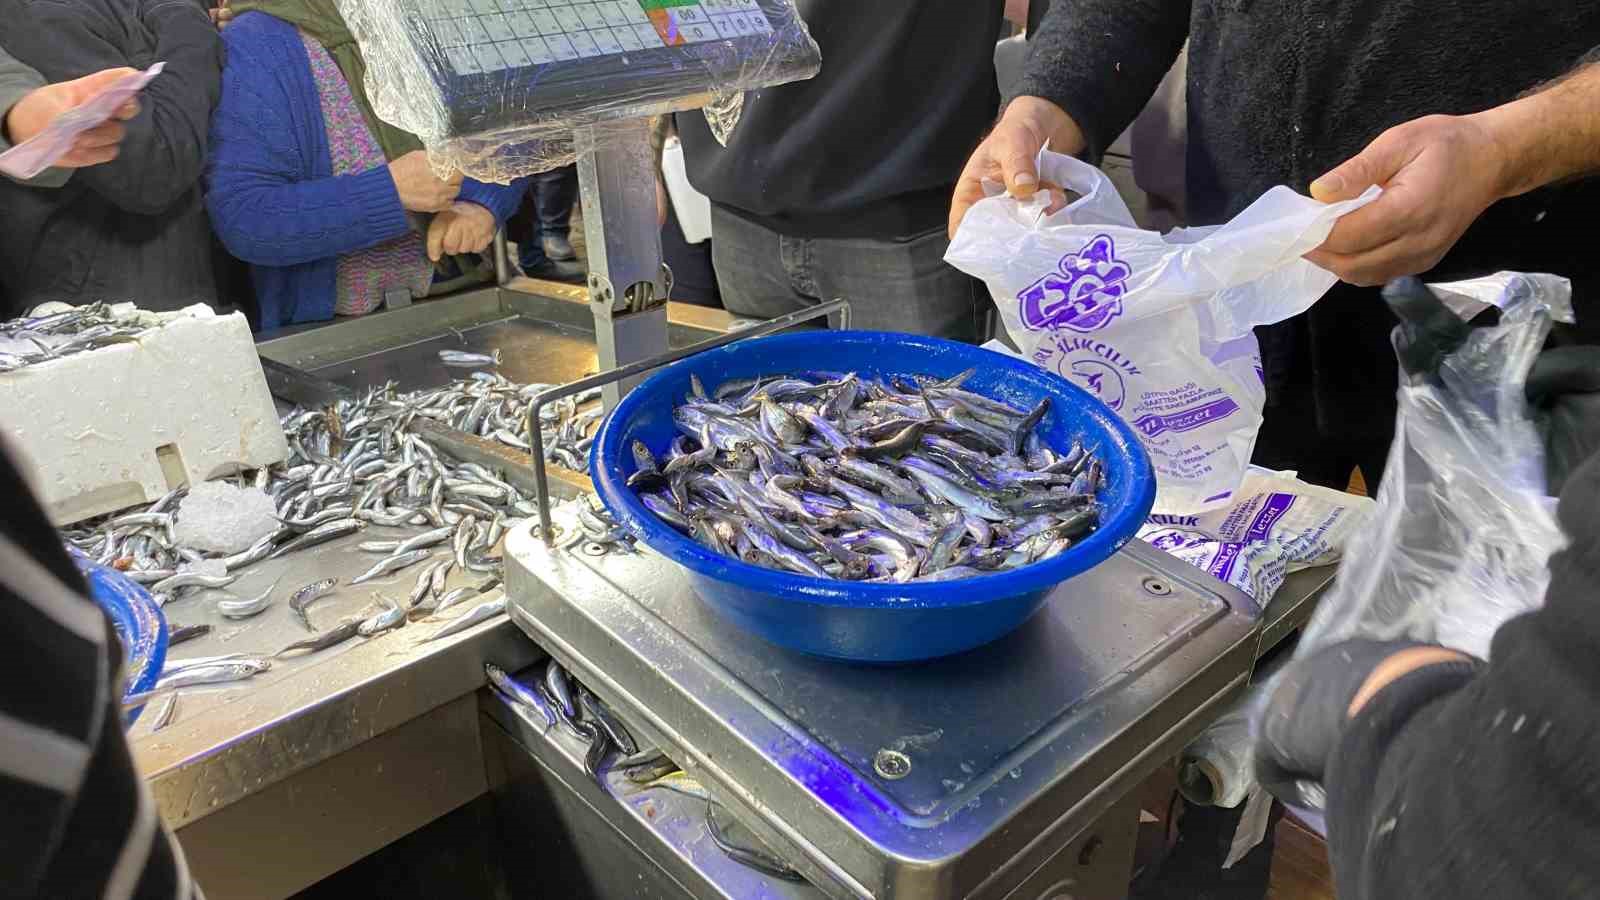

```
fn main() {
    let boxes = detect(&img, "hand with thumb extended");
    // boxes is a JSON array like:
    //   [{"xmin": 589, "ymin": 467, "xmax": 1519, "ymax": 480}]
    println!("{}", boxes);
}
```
[{"xmin": 1303, "ymin": 114, "xmax": 1510, "ymax": 287}]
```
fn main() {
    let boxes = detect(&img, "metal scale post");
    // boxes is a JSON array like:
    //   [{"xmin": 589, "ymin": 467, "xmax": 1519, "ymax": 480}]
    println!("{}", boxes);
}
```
[{"xmin": 575, "ymin": 119, "xmax": 670, "ymax": 409}]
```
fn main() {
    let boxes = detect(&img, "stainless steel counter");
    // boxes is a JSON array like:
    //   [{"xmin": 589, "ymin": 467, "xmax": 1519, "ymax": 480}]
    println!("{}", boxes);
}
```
[
  {"xmin": 132, "ymin": 285, "xmax": 737, "ymax": 898},
  {"xmin": 130, "ymin": 283, "xmax": 1338, "ymax": 898}
]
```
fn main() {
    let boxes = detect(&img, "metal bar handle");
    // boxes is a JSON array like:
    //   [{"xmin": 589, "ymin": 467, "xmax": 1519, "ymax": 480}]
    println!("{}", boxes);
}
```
[{"xmin": 526, "ymin": 297, "xmax": 853, "ymax": 543}]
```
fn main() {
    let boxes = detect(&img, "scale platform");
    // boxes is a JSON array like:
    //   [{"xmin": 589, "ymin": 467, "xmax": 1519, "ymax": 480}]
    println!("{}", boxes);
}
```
[{"xmin": 504, "ymin": 505, "xmax": 1260, "ymax": 899}]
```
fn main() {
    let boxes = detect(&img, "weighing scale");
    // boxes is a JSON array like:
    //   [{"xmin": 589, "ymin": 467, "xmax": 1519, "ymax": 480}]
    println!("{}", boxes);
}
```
[
  {"xmin": 502, "ymin": 503, "xmax": 1261, "ymax": 898},
  {"xmin": 347, "ymin": 7, "xmax": 1284, "ymax": 895}
]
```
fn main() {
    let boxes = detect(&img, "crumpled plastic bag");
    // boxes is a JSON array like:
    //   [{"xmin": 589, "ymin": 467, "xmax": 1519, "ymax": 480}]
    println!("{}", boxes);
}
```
[
  {"xmin": 1140, "ymin": 467, "xmax": 1374, "ymax": 612},
  {"xmin": 946, "ymin": 149, "xmax": 1377, "ymax": 513},
  {"xmin": 1294, "ymin": 272, "xmax": 1573, "ymax": 660}
]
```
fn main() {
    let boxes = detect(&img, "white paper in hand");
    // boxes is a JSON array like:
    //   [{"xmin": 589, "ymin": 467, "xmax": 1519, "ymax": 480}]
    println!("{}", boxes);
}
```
[
  {"xmin": 0, "ymin": 63, "xmax": 163, "ymax": 180},
  {"xmin": 947, "ymin": 149, "xmax": 1378, "ymax": 513}
]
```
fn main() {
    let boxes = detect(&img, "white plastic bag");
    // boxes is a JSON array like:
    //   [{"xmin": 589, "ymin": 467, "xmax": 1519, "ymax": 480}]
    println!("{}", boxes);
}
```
[
  {"xmin": 1140, "ymin": 468, "xmax": 1373, "ymax": 607},
  {"xmin": 946, "ymin": 150, "xmax": 1378, "ymax": 513},
  {"xmin": 1294, "ymin": 272, "xmax": 1573, "ymax": 659}
]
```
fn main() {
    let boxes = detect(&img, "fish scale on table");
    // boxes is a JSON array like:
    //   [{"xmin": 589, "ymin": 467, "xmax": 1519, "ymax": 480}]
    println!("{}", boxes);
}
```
[{"xmin": 627, "ymin": 369, "xmax": 1105, "ymax": 582}]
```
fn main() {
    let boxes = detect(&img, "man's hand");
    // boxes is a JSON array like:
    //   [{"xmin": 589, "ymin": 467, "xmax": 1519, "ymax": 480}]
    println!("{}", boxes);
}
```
[
  {"xmin": 948, "ymin": 96, "xmax": 1086, "ymax": 238},
  {"xmin": 1255, "ymin": 640, "xmax": 1476, "ymax": 809},
  {"xmin": 389, "ymin": 150, "xmax": 463, "ymax": 213},
  {"xmin": 427, "ymin": 201, "xmax": 496, "ymax": 261},
  {"xmin": 4, "ymin": 68, "xmax": 142, "ymax": 168},
  {"xmin": 210, "ymin": 0, "xmax": 234, "ymax": 28},
  {"xmin": 1304, "ymin": 115, "xmax": 1510, "ymax": 287}
]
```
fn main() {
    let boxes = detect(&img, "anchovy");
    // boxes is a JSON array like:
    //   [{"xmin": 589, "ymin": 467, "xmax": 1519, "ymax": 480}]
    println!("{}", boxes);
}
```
[
  {"xmin": 358, "ymin": 595, "xmax": 408, "ymax": 636},
  {"xmin": 486, "ymin": 663, "xmax": 557, "ymax": 728},
  {"xmin": 351, "ymin": 548, "xmax": 436, "ymax": 585},
  {"xmin": 268, "ymin": 518, "xmax": 364, "ymax": 559},
  {"xmin": 216, "ymin": 577, "xmax": 281, "ymax": 619},
  {"xmin": 633, "ymin": 770, "xmax": 710, "ymax": 802},
  {"xmin": 394, "ymin": 525, "xmax": 455, "ymax": 555},
  {"xmin": 438, "ymin": 349, "xmax": 501, "ymax": 367},
  {"xmin": 149, "ymin": 692, "xmax": 180, "ymax": 732},
  {"xmin": 150, "ymin": 570, "xmax": 239, "ymax": 594},
  {"xmin": 154, "ymin": 657, "xmax": 271, "ymax": 691},
  {"xmin": 410, "ymin": 559, "xmax": 445, "ymax": 609},
  {"xmin": 579, "ymin": 687, "xmax": 638, "ymax": 756},
  {"xmin": 276, "ymin": 619, "xmax": 363, "ymax": 657},
  {"xmin": 289, "ymin": 577, "xmax": 338, "ymax": 630},
  {"xmin": 167, "ymin": 623, "xmax": 211, "ymax": 646},
  {"xmin": 544, "ymin": 660, "xmax": 577, "ymax": 719},
  {"xmin": 422, "ymin": 598, "xmax": 505, "ymax": 643}
]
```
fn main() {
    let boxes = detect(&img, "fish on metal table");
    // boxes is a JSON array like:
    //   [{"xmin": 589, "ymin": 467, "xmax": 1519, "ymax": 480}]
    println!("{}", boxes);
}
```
[
  {"xmin": 154, "ymin": 657, "xmax": 271, "ymax": 691},
  {"xmin": 276, "ymin": 619, "xmax": 363, "ymax": 657},
  {"xmin": 289, "ymin": 577, "xmax": 338, "ymax": 630},
  {"xmin": 216, "ymin": 576, "xmax": 281, "ymax": 619},
  {"xmin": 421, "ymin": 598, "xmax": 506, "ymax": 643}
]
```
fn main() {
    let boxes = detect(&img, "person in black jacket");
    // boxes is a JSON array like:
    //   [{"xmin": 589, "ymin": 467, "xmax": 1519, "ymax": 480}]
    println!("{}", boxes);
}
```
[
  {"xmin": 676, "ymin": 2, "xmax": 1002, "ymax": 343},
  {"xmin": 948, "ymin": 1, "xmax": 1600, "ymax": 491},
  {"xmin": 0, "ymin": 0, "xmax": 223, "ymax": 318}
]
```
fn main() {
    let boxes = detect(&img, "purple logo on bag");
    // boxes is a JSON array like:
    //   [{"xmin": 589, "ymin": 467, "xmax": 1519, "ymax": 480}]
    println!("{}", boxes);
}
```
[
  {"xmin": 1017, "ymin": 234, "xmax": 1131, "ymax": 333},
  {"xmin": 1132, "ymin": 398, "xmax": 1241, "ymax": 439},
  {"xmin": 1068, "ymin": 359, "xmax": 1127, "ymax": 411}
]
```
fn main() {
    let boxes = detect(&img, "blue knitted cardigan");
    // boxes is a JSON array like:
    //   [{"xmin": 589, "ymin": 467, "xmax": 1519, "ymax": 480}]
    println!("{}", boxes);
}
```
[{"xmin": 204, "ymin": 12, "xmax": 527, "ymax": 327}]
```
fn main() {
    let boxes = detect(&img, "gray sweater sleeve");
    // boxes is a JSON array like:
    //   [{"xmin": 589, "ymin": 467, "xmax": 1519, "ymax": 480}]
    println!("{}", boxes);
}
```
[
  {"xmin": 1014, "ymin": 0, "xmax": 1190, "ymax": 160},
  {"xmin": 0, "ymin": 45, "xmax": 70, "ymax": 188}
]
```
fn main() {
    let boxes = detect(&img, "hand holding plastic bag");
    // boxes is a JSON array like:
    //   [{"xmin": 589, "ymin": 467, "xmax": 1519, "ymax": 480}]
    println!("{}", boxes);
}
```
[
  {"xmin": 1295, "ymin": 272, "xmax": 1572, "ymax": 660},
  {"xmin": 946, "ymin": 149, "xmax": 1378, "ymax": 512}
]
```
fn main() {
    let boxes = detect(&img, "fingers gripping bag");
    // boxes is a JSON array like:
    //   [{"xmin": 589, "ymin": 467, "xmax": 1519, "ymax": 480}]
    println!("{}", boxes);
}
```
[{"xmin": 946, "ymin": 150, "xmax": 1378, "ymax": 513}]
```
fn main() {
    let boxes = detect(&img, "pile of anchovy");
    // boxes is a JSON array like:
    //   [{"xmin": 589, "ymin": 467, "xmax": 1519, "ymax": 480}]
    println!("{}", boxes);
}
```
[
  {"xmin": 628, "ymin": 369, "xmax": 1103, "ymax": 583},
  {"xmin": 399, "ymin": 370, "xmax": 606, "ymax": 473},
  {"xmin": 0, "ymin": 301, "xmax": 158, "ymax": 372},
  {"xmin": 486, "ymin": 658, "xmax": 802, "ymax": 880},
  {"xmin": 65, "ymin": 374, "xmax": 637, "ymax": 720}
]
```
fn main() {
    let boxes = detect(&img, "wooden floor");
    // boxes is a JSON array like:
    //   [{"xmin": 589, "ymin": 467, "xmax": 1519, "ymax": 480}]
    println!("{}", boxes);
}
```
[{"xmin": 1267, "ymin": 817, "xmax": 1336, "ymax": 900}]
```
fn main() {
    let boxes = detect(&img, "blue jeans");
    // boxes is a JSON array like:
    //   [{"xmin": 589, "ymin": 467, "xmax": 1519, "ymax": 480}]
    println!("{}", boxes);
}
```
[
  {"xmin": 708, "ymin": 206, "xmax": 984, "ymax": 343},
  {"xmin": 509, "ymin": 165, "xmax": 578, "ymax": 270}
]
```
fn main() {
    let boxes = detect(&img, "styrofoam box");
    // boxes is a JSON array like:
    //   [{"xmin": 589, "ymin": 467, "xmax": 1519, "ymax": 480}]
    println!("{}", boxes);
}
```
[{"xmin": 2, "ymin": 305, "xmax": 289, "ymax": 525}]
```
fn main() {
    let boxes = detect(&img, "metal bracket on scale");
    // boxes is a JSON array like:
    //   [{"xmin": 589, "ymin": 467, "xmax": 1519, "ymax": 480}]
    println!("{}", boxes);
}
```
[{"xmin": 575, "ymin": 118, "xmax": 671, "ymax": 409}]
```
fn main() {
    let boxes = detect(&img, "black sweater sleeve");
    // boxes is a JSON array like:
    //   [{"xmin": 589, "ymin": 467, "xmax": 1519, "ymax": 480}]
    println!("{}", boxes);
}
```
[
  {"xmin": 1324, "ymin": 454, "xmax": 1600, "ymax": 900},
  {"xmin": 1013, "ymin": 0, "xmax": 1190, "ymax": 159},
  {"xmin": 0, "ymin": 439, "xmax": 196, "ymax": 899},
  {"xmin": 5, "ymin": 0, "xmax": 220, "ymax": 215}
]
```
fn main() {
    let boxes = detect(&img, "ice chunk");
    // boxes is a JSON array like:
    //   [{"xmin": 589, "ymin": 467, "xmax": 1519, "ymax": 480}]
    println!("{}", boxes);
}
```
[{"xmin": 174, "ymin": 480, "xmax": 278, "ymax": 554}]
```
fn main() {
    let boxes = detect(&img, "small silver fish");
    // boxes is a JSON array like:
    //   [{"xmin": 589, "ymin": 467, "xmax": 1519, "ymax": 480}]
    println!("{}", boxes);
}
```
[
  {"xmin": 358, "ymin": 595, "xmax": 407, "ymax": 637},
  {"xmin": 154, "ymin": 658, "xmax": 272, "ymax": 691},
  {"xmin": 276, "ymin": 618, "xmax": 363, "ymax": 657},
  {"xmin": 432, "ymin": 583, "xmax": 480, "ymax": 616},
  {"xmin": 409, "ymin": 559, "xmax": 444, "ymax": 609},
  {"xmin": 289, "ymin": 577, "xmax": 338, "ymax": 630},
  {"xmin": 150, "ymin": 570, "xmax": 239, "ymax": 595},
  {"xmin": 149, "ymin": 692, "xmax": 179, "ymax": 732},
  {"xmin": 485, "ymin": 663, "xmax": 556, "ymax": 728},
  {"xmin": 216, "ymin": 576, "xmax": 281, "ymax": 619},
  {"xmin": 544, "ymin": 660, "xmax": 576, "ymax": 718},
  {"xmin": 438, "ymin": 349, "xmax": 502, "ymax": 367},
  {"xmin": 422, "ymin": 598, "xmax": 505, "ymax": 643},
  {"xmin": 351, "ymin": 548, "xmax": 435, "ymax": 585}
]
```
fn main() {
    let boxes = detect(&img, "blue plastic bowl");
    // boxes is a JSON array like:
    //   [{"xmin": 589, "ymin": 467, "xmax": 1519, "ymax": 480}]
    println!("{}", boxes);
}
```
[
  {"xmin": 591, "ymin": 331, "xmax": 1156, "ymax": 662},
  {"xmin": 69, "ymin": 549, "xmax": 168, "ymax": 725}
]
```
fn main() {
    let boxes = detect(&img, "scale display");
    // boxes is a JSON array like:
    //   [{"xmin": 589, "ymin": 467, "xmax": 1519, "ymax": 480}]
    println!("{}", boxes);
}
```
[
  {"xmin": 432, "ymin": 0, "xmax": 774, "ymax": 74},
  {"xmin": 381, "ymin": 0, "xmax": 820, "ymax": 137}
]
